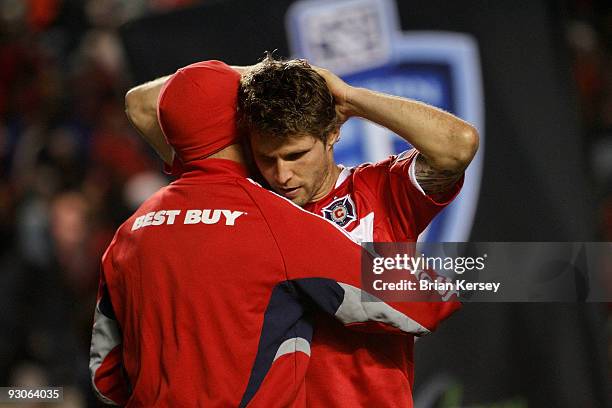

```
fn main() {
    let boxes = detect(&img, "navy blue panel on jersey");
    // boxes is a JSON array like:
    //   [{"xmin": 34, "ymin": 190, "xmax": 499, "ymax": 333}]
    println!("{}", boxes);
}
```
[
  {"xmin": 292, "ymin": 278, "xmax": 345, "ymax": 316},
  {"xmin": 98, "ymin": 283, "xmax": 116, "ymax": 320},
  {"xmin": 239, "ymin": 281, "xmax": 313, "ymax": 407},
  {"xmin": 239, "ymin": 278, "xmax": 346, "ymax": 407}
]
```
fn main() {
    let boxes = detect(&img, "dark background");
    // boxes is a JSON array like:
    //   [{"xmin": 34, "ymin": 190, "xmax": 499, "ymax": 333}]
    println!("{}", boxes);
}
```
[{"xmin": 0, "ymin": 0, "xmax": 610, "ymax": 406}]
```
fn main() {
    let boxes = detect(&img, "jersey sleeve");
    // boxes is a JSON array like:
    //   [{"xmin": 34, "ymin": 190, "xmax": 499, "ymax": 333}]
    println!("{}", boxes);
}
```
[
  {"xmin": 362, "ymin": 148, "xmax": 464, "ymax": 235},
  {"xmin": 249, "ymin": 185, "xmax": 459, "ymax": 335},
  {"xmin": 89, "ymin": 248, "xmax": 130, "ymax": 406}
]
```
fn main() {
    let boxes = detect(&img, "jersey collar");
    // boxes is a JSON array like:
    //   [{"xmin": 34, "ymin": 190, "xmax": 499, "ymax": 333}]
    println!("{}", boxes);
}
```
[{"xmin": 335, "ymin": 165, "xmax": 352, "ymax": 188}]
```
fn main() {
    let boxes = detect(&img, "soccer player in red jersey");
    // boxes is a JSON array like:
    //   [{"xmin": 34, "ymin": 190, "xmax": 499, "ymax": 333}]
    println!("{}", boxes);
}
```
[
  {"xmin": 237, "ymin": 56, "xmax": 478, "ymax": 408},
  {"xmin": 125, "ymin": 56, "xmax": 477, "ymax": 407}
]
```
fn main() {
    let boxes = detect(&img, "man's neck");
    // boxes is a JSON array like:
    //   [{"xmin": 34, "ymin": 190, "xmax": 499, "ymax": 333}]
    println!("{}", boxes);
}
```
[
  {"xmin": 309, "ymin": 163, "xmax": 342, "ymax": 203},
  {"xmin": 208, "ymin": 143, "xmax": 244, "ymax": 163}
]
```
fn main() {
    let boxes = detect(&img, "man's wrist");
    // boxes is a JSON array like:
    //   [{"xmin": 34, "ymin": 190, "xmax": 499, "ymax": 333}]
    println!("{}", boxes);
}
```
[{"xmin": 343, "ymin": 86, "xmax": 368, "ymax": 118}]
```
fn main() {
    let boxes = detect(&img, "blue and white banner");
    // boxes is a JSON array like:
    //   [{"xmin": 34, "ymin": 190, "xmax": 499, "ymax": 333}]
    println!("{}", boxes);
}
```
[
  {"xmin": 286, "ymin": 0, "xmax": 485, "ymax": 242},
  {"xmin": 286, "ymin": 0, "xmax": 398, "ymax": 75}
]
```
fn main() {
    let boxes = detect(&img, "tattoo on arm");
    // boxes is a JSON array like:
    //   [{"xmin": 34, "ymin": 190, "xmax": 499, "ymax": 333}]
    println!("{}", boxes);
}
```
[{"xmin": 414, "ymin": 154, "xmax": 463, "ymax": 195}]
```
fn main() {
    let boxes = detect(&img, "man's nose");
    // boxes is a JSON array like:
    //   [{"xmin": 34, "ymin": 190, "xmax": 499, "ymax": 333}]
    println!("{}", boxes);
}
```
[{"xmin": 274, "ymin": 161, "xmax": 293, "ymax": 185}]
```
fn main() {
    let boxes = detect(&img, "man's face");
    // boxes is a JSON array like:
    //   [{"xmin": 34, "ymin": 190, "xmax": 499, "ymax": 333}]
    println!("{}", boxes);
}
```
[{"xmin": 250, "ymin": 132, "xmax": 338, "ymax": 206}]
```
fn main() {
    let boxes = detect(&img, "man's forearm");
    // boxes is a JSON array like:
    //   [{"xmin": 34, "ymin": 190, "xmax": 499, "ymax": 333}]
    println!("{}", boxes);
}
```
[
  {"xmin": 125, "ymin": 75, "xmax": 175, "ymax": 164},
  {"xmin": 346, "ymin": 87, "xmax": 479, "ymax": 172}
]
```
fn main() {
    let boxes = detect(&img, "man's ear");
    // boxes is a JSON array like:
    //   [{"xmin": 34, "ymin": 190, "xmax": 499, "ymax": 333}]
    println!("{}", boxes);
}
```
[{"xmin": 326, "ymin": 128, "xmax": 341, "ymax": 150}]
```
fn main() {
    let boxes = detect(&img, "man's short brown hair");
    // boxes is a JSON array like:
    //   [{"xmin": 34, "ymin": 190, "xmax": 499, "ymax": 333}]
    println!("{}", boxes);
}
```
[{"xmin": 237, "ymin": 55, "xmax": 339, "ymax": 142}]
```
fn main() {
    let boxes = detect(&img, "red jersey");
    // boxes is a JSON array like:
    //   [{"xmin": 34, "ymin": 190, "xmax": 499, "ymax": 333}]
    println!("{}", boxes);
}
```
[
  {"xmin": 89, "ymin": 158, "xmax": 456, "ymax": 407},
  {"xmin": 303, "ymin": 149, "xmax": 463, "ymax": 408}
]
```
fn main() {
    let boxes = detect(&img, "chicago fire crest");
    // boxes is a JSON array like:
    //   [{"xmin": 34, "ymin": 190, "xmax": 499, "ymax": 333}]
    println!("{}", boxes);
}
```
[{"xmin": 322, "ymin": 195, "xmax": 357, "ymax": 227}]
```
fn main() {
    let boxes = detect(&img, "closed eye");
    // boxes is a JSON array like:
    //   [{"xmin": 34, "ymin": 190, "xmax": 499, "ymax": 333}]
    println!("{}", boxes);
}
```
[{"xmin": 284, "ymin": 150, "xmax": 308, "ymax": 161}]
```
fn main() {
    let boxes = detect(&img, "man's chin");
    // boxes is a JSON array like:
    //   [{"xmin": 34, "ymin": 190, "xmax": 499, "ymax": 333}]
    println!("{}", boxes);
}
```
[
  {"xmin": 281, "ymin": 192, "xmax": 309, "ymax": 207},
  {"xmin": 275, "ymin": 187, "xmax": 309, "ymax": 207},
  {"xmin": 288, "ymin": 195, "xmax": 308, "ymax": 207}
]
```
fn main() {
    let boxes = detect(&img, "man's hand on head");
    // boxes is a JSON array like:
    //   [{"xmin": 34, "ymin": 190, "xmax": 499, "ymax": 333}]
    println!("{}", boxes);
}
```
[
  {"xmin": 312, "ymin": 64, "xmax": 479, "ymax": 174},
  {"xmin": 311, "ymin": 65, "xmax": 354, "ymax": 125}
]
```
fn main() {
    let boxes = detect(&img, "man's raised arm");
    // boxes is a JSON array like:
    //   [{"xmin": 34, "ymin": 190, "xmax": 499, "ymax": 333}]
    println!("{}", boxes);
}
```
[
  {"xmin": 125, "ymin": 75, "xmax": 175, "ymax": 165},
  {"xmin": 314, "ymin": 66, "xmax": 479, "ymax": 195}
]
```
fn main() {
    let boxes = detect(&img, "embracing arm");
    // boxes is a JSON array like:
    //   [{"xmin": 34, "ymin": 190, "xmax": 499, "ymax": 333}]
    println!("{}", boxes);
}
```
[
  {"xmin": 314, "ymin": 67, "xmax": 479, "ymax": 194},
  {"xmin": 125, "ymin": 75, "xmax": 174, "ymax": 164},
  {"xmin": 89, "ymin": 262, "xmax": 129, "ymax": 406},
  {"xmin": 124, "ymin": 65, "xmax": 252, "ymax": 166}
]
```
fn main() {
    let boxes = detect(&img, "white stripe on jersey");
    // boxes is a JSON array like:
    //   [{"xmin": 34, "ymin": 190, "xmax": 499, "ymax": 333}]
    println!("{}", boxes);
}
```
[{"xmin": 348, "ymin": 212, "xmax": 375, "ymax": 244}]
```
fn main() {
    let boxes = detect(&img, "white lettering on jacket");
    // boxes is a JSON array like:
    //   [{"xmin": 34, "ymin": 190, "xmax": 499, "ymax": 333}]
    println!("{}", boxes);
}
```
[
  {"xmin": 132, "ymin": 209, "xmax": 245, "ymax": 231},
  {"xmin": 132, "ymin": 210, "xmax": 181, "ymax": 231}
]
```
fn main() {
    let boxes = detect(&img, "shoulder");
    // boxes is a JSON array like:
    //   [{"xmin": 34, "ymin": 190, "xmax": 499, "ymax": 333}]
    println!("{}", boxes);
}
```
[
  {"xmin": 352, "ymin": 149, "xmax": 417, "ymax": 177},
  {"xmin": 347, "ymin": 149, "xmax": 418, "ymax": 194}
]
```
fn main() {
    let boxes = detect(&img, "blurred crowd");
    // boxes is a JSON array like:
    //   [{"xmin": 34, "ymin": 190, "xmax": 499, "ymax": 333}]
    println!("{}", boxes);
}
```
[
  {"xmin": 0, "ymin": 0, "xmax": 201, "ymax": 406},
  {"xmin": 565, "ymin": 0, "xmax": 612, "ymax": 391},
  {"xmin": 0, "ymin": 0, "xmax": 610, "ymax": 407},
  {"xmin": 566, "ymin": 0, "xmax": 612, "ymax": 240}
]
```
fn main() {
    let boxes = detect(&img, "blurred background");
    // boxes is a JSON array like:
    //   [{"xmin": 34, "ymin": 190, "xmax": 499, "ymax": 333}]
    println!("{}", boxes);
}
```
[{"xmin": 0, "ymin": 0, "xmax": 610, "ymax": 407}]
